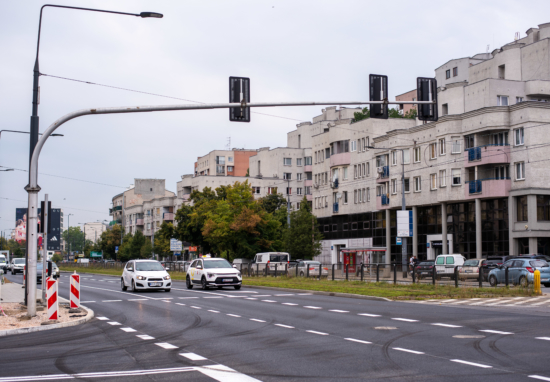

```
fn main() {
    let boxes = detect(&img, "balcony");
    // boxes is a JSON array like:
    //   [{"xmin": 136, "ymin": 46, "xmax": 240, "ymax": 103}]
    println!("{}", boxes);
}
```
[
  {"xmin": 113, "ymin": 206, "xmax": 122, "ymax": 211},
  {"xmin": 136, "ymin": 219, "xmax": 144, "ymax": 226},
  {"xmin": 377, "ymin": 166, "xmax": 389, "ymax": 183},
  {"xmin": 464, "ymin": 144, "xmax": 510, "ymax": 168},
  {"xmin": 376, "ymin": 194, "xmax": 390, "ymax": 210},
  {"xmin": 330, "ymin": 179, "xmax": 339, "ymax": 189},
  {"xmin": 333, "ymin": 203, "xmax": 339, "ymax": 213},
  {"xmin": 381, "ymin": 194, "xmax": 390, "ymax": 205},
  {"xmin": 330, "ymin": 152, "xmax": 351, "ymax": 167},
  {"xmin": 163, "ymin": 213, "xmax": 174, "ymax": 221},
  {"xmin": 464, "ymin": 178, "xmax": 511, "ymax": 199}
]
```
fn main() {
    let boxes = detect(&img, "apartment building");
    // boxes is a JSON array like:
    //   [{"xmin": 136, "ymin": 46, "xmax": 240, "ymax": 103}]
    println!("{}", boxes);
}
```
[
  {"xmin": 194, "ymin": 149, "xmax": 258, "ymax": 177},
  {"xmin": 83, "ymin": 222, "xmax": 108, "ymax": 244}
]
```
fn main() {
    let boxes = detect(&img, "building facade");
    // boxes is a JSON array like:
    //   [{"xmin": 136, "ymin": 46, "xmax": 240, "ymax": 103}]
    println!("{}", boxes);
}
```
[{"xmin": 83, "ymin": 222, "xmax": 108, "ymax": 244}]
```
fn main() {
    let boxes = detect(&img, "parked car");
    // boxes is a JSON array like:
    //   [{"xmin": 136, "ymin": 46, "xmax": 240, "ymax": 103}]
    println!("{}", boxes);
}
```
[
  {"xmin": 415, "ymin": 261, "xmax": 435, "ymax": 279},
  {"xmin": 295, "ymin": 261, "xmax": 328, "ymax": 277},
  {"xmin": 486, "ymin": 255, "xmax": 516, "ymax": 265},
  {"xmin": 0, "ymin": 256, "xmax": 8, "ymax": 272},
  {"xmin": 488, "ymin": 259, "xmax": 550, "ymax": 287},
  {"xmin": 435, "ymin": 254, "xmax": 466, "ymax": 280},
  {"xmin": 458, "ymin": 259, "xmax": 491, "ymax": 281},
  {"xmin": 10, "ymin": 258, "xmax": 25, "ymax": 275},
  {"xmin": 186, "ymin": 258, "xmax": 242, "ymax": 290},
  {"xmin": 121, "ymin": 260, "xmax": 171, "ymax": 292},
  {"xmin": 250, "ymin": 252, "xmax": 290, "ymax": 276},
  {"xmin": 516, "ymin": 254, "xmax": 550, "ymax": 262},
  {"xmin": 481, "ymin": 259, "xmax": 502, "ymax": 281}
]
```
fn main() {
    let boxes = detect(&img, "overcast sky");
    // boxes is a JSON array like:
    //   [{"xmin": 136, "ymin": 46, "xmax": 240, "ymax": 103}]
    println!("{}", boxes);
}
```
[{"xmin": 1, "ymin": 0, "xmax": 549, "ymax": 233}]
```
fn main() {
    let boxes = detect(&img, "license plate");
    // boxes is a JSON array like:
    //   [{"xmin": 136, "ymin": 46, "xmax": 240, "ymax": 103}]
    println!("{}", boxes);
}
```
[
  {"xmin": 465, "ymin": 270, "xmax": 472, "ymax": 273},
  {"xmin": 223, "ymin": 278, "xmax": 233, "ymax": 282},
  {"xmin": 149, "ymin": 282, "xmax": 162, "ymax": 287}
]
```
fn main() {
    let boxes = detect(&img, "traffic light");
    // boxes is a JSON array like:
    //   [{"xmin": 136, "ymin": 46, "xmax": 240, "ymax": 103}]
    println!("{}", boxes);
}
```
[
  {"xmin": 417, "ymin": 77, "xmax": 438, "ymax": 122},
  {"xmin": 229, "ymin": 76, "xmax": 250, "ymax": 122},
  {"xmin": 39, "ymin": 201, "xmax": 52, "ymax": 234},
  {"xmin": 369, "ymin": 74, "xmax": 388, "ymax": 119}
]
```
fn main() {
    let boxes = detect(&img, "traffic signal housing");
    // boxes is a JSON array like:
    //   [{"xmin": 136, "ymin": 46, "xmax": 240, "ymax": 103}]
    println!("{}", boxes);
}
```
[
  {"xmin": 417, "ymin": 77, "xmax": 438, "ymax": 122},
  {"xmin": 229, "ymin": 76, "xmax": 250, "ymax": 122},
  {"xmin": 39, "ymin": 201, "xmax": 52, "ymax": 234},
  {"xmin": 369, "ymin": 74, "xmax": 388, "ymax": 119}
]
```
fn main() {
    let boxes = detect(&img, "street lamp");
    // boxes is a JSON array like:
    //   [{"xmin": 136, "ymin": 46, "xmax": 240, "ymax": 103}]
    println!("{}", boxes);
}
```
[{"xmin": 0, "ymin": 169, "xmax": 14, "ymax": 172}]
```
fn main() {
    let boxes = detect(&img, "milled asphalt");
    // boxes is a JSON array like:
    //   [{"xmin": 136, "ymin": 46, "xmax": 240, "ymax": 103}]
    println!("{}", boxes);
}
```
[{"xmin": 1, "ymin": 272, "xmax": 550, "ymax": 381}]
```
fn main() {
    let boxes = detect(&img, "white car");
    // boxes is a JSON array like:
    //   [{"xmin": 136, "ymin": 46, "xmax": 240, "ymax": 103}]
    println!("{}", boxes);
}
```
[
  {"xmin": 11, "ymin": 258, "xmax": 25, "ymax": 275},
  {"xmin": 186, "ymin": 258, "xmax": 242, "ymax": 290},
  {"xmin": 121, "ymin": 260, "xmax": 171, "ymax": 292}
]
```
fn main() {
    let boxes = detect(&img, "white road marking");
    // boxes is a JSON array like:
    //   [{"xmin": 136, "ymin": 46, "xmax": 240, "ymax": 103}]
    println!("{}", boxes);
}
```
[
  {"xmin": 306, "ymin": 330, "xmax": 328, "ymax": 335},
  {"xmin": 254, "ymin": 295, "xmax": 272, "ymax": 297},
  {"xmin": 178, "ymin": 297, "xmax": 199, "ymax": 299},
  {"xmin": 479, "ymin": 330, "xmax": 513, "ymax": 335},
  {"xmin": 155, "ymin": 342, "xmax": 178, "ymax": 350},
  {"xmin": 245, "ymin": 298, "xmax": 257, "ymax": 300},
  {"xmin": 431, "ymin": 323, "xmax": 462, "ymax": 328},
  {"xmin": 447, "ymin": 300, "xmax": 469, "ymax": 305},
  {"xmin": 282, "ymin": 303, "xmax": 298, "ymax": 306},
  {"xmin": 358, "ymin": 313, "xmax": 381, "ymax": 317},
  {"xmin": 274, "ymin": 294, "xmax": 294, "ymax": 296},
  {"xmin": 393, "ymin": 347, "xmax": 424, "ymax": 355},
  {"xmin": 102, "ymin": 300, "xmax": 122, "ymax": 302},
  {"xmin": 120, "ymin": 328, "xmax": 136, "ymax": 332},
  {"xmin": 196, "ymin": 364, "xmax": 263, "ymax": 381},
  {"xmin": 190, "ymin": 306, "xmax": 201, "ymax": 309},
  {"xmin": 298, "ymin": 293, "xmax": 313, "ymax": 295},
  {"xmin": 469, "ymin": 299, "xmax": 499, "ymax": 305},
  {"xmin": 208, "ymin": 310, "xmax": 220, "ymax": 313},
  {"xmin": 137, "ymin": 335, "xmax": 155, "ymax": 340},
  {"xmin": 250, "ymin": 319, "xmax": 266, "ymax": 323},
  {"xmin": 329, "ymin": 310, "xmax": 349, "ymax": 313},
  {"xmin": 107, "ymin": 322, "xmax": 121, "ymax": 326},
  {"xmin": 158, "ymin": 297, "xmax": 173, "ymax": 300},
  {"xmin": 96, "ymin": 317, "xmax": 109, "ymax": 320},
  {"xmin": 450, "ymin": 359, "xmax": 492, "ymax": 368},
  {"xmin": 486, "ymin": 300, "xmax": 514, "ymax": 306},
  {"xmin": 511, "ymin": 298, "xmax": 544, "ymax": 305},
  {"xmin": 227, "ymin": 314, "xmax": 241, "ymax": 317},
  {"xmin": 80, "ymin": 285, "xmax": 158, "ymax": 300},
  {"xmin": 180, "ymin": 352, "xmax": 207, "ymax": 361},
  {"xmin": 81, "ymin": 301, "xmax": 96, "ymax": 303},
  {"xmin": 128, "ymin": 299, "xmax": 148, "ymax": 301},
  {"xmin": 531, "ymin": 300, "xmax": 550, "ymax": 306},
  {"xmin": 176, "ymin": 303, "xmax": 186, "ymax": 306},
  {"xmin": 204, "ymin": 297, "xmax": 223, "ymax": 299},
  {"xmin": 530, "ymin": 375, "xmax": 550, "ymax": 381},
  {"xmin": 392, "ymin": 318, "xmax": 418, "ymax": 322},
  {"xmin": 304, "ymin": 306, "xmax": 322, "ymax": 309},
  {"xmin": 345, "ymin": 338, "xmax": 372, "ymax": 344},
  {"xmin": 536, "ymin": 337, "xmax": 550, "ymax": 341},
  {"xmin": 275, "ymin": 324, "xmax": 294, "ymax": 329},
  {"xmin": 262, "ymin": 300, "xmax": 277, "ymax": 303}
]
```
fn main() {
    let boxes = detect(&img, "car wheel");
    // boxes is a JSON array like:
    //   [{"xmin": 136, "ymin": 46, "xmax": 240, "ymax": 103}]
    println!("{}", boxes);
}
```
[
  {"xmin": 131, "ymin": 280, "xmax": 137, "ymax": 293},
  {"xmin": 186, "ymin": 276, "xmax": 193, "ymax": 289},
  {"xmin": 489, "ymin": 275, "xmax": 497, "ymax": 287},
  {"xmin": 201, "ymin": 277, "xmax": 208, "ymax": 290},
  {"xmin": 234, "ymin": 285, "xmax": 241, "ymax": 290},
  {"xmin": 121, "ymin": 278, "xmax": 127, "ymax": 291},
  {"xmin": 519, "ymin": 276, "xmax": 528, "ymax": 288}
]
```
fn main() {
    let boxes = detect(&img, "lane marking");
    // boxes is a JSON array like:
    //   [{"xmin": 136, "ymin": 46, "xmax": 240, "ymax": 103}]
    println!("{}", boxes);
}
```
[
  {"xmin": 159, "ymin": 298, "xmax": 173, "ymax": 300},
  {"xmin": 298, "ymin": 293, "xmax": 313, "ymax": 295},
  {"xmin": 275, "ymin": 324, "xmax": 294, "ymax": 329},
  {"xmin": 306, "ymin": 330, "xmax": 328, "ymax": 336},
  {"xmin": 530, "ymin": 376, "xmax": 550, "ymax": 381},
  {"xmin": 450, "ymin": 359, "xmax": 492, "ymax": 368},
  {"xmin": 128, "ymin": 299, "xmax": 148, "ymax": 301},
  {"xmin": 82, "ymin": 301, "xmax": 96, "ymax": 303},
  {"xmin": 102, "ymin": 300, "xmax": 122, "ymax": 303},
  {"xmin": 245, "ymin": 298, "xmax": 257, "ymax": 300},
  {"xmin": 196, "ymin": 364, "xmax": 263, "ymax": 382},
  {"xmin": 535, "ymin": 337, "xmax": 550, "ymax": 341},
  {"xmin": 345, "ymin": 338, "xmax": 372, "ymax": 344},
  {"xmin": 304, "ymin": 306, "xmax": 322, "ymax": 310},
  {"xmin": 79, "ymin": 285, "xmax": 158, "ymax": 300},
  {"xmin": 274, "ymin": 294, "xmax": 294, "ymax": 296},
  {"xmin": 431, "ymin": 323, "xmax": 462, "ymax": 328},
  {"xmin": 107, "ymin": 322, "xmax": 121, "ymax": 326},
  {"xmin": 162, "ymin": 300, "xmax": 171, "ymax": 303},
  {"xmin": 96, "ymin": 317, "xmax": 109, "ymax": 320},
  {"xmin": 120, "ymin": 328, "xmax": 136, "ymax": 332},
  {"xmin": 155, "ymin": 342, "xmax": 178, "ymax": 350},
  {"xmin": 190, "ymin": 306, "xmax": 201, "ymax": 309},
  {"xmin": 178, "ymin": 297, "xmax": 198, "ymax": 299},
  {"xmin": 180, "ymin": 352, "xmax": 207, "ymax": 361},
  {"xmin": 393, "ymin": 347, "xmax": 424, "ymax": 355},
  {"xmin": 227, "ymin": 314, "xmax": 241, "ymax": 317},
  {"xmin": 204, "ymin": 297, "xmax": 223, "ymax": 299},
  {"xmin": 254, "ymin": 295, "xmax": 272, "ymax": 297},
  {"xmin": 250, "ymin": 319, "xmax": 266, "ymax": 323},
  {"xmin": 479, "ymin": 330, "xmax": 513, "ymax": 335},
  {"xmin": 329, "ymin": 310, "xmax": 349, "ymax": 313},
  {"xmin": 486, "ymin": 300, "xmax": 515, "ymax": 306},
  {"xmin": 175, "ymin": 303, "xmax": 186, "ymax": 306},
  {"xmin": 208, "ymin": 310, "xmax": 220, "ymax": 313},
  {"xmin": 469, "ymin": 299, "xmax": 499, "ymax": 305},
  {"xmin": 358, "ymin": 313, "xmax": 381, "ymax": 317},
  {"xmin": 392, "ymin": 318, "xmax": 418, "ymax": 322},
  {"xmin": 137, "ymin": 335, "xmax": 155, "ymax": 340},
  {"xmin": 282, "ymin": 303, "xmax": 298, "ymax": 306},
  {"xmin": 262, "ymin": 300, "xmax": 277, "ymax": 303}
]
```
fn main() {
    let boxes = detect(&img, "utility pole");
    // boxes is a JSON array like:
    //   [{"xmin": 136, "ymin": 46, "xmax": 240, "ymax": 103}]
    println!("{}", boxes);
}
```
[
  {"xmin": 286, "ymin": 179, "xmax": 291, "ymax": 228},
  {"xmin": 400, "ymin": 150, "xmax": 408, "ymax": 278},
  {"xmin": 41, "ymin": 194, "xmax": 48, "ymax": 302}
]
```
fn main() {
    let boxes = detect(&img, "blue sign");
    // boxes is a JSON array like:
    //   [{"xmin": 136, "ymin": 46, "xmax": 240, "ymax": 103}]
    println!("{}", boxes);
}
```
[
  {"xmin": 426, "ymin": 243, "xmax": 430, "ymax": 248},
  {"xmin": 174, "ymin": 252, "xmax": 181, "ymax": 256},
  {"xmin": 115, "ymin": 246, "xmax": 119, "ymax": 253},
  {"xmin": 396, "ymin": 237, "xmax": 402, "ymax": 245}
]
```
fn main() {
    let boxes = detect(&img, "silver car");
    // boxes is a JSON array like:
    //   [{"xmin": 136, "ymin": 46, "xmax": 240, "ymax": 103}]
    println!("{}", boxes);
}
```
[
  {"xmin": 296, "ymin": 261, "xmax": 328, "ymax": 277},
  {"xmin": 10, "ymin": 258, "xmax": 25, "ymax": 275}
]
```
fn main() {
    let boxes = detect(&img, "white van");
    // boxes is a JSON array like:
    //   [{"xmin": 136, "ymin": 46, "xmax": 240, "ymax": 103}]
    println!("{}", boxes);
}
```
[
  {"xmin": 435, "ymin": 254, "xmax": 466, "ymax": 279},
  {"xmin": 251, "ymin": 252, "xmax": 290, "ymax": 275}
]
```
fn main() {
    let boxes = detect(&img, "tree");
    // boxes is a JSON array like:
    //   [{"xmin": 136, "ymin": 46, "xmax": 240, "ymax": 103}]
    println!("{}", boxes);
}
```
[
  {"xmin": 140, "ymin": 240, "xmax": 153, "ymax": 259},
  {"xmin": 353, "ymin": 107, "xmax": 370, "ymax": 122},
  {"xmin": 51, "ymin": 254, "xmax": 63, "ymax": 263},
  {"xmin": 155, "ymin": 222, "xmax": 175, "ymax": 260},
  {"xmin": 259, "ymin": 193, "xmax": 286, "ymax": 214},
  {"xmin": 61, "ymin": 226, "xmax": 86, "ymax": 254},
  {"xmin": 117, "ymin": 233, "xmax": 134, "ymax": 263},
  {"xmin": 354, "ymin": 106, "xmax": 416, "ymax": 121},
  {"xmin": 245, "ymin": 168, "xmax": 249, "ymax": 177},
  {"xmin": 404, "ymin": 108, "xmax": 417, "ymax": 119},
  {"xmin": 285, "ymin": 196, "xmax": 323, "ymax": 260},
  {"xmin": 97, "ymin": 225, "xmax": 122, "ymax": 260}
]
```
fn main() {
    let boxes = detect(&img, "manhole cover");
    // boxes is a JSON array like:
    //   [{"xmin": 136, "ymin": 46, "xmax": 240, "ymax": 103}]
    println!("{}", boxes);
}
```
[
  {"xmin": 375, "ymin": 326, "xmax": 397, "ymax": 330},
  {"xmin": 453, "ymin": 335, "xmax": 485, "ymax": 339}
]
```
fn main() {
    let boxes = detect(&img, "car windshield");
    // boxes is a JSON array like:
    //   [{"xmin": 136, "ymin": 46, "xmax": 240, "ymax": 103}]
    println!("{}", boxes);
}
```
[
  {"xmin": 135, "ymin": 262, "xmax": 165, "ymax": 271},
  {"xmin": 204, "ymin": 259, "xmax": 232, "ymax": 269},
  {"xmin": 530, "ymin": 260, "xmax": 549, "ymax": 268},
  {"xmin": 463, "ymin": 260, "xmax": 479, "ymax": 266},
  {"xmin": 14, "ymin": 259, "xmax": 25, "ymax": 264}
]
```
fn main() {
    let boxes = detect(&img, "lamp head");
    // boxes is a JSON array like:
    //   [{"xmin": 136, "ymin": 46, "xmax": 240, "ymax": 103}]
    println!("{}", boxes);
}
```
[{"xmin": 140, "ymin": 12, "xmax": 163, "ymax": 18}]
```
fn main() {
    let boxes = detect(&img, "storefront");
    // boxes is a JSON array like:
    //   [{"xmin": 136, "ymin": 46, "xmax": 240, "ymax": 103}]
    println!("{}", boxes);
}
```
[{"xmin": 341, "ymin": 248, "xmax": 387, "ymax": 271}]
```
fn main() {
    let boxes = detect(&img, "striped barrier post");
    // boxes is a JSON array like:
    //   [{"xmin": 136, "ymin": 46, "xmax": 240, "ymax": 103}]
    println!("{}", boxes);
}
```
[
  {"xmin": 70, "ymin": 271, "xmax": 80, "ymax": 309},
  {"xmin": 47, "ymin": 278, "xmax": 58, "ymax": 320}
]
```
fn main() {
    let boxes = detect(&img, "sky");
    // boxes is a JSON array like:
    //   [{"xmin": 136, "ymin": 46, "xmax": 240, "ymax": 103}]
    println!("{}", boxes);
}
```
[{"xmin": 1, "ymin": 0, "xmax": 549, "ymax": 234}]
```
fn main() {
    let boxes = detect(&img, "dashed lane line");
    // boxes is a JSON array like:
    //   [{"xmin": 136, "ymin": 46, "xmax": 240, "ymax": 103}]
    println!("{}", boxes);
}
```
[
  {"xmin": 345, "ymin": 338, "xmax": 372, "ymax": 344},
  {"xmin": 282, "ymin": 303, "xmax": 298, "ymax": 306},
  {"xmin": 128, "ymin": 299, "xmax": 148, "ymax": 301},
  {"xmin": 107, "ymin": 322, "xmax": 121, "ymax": 326},
  {"xmin": 261, "ymin": 300, "xmax": 277, "ymax": 303},
  {"xmin": 329, "ymin": 310, "xmax": 349, "ymax": 313},
  {"xmin": 96, "ymin": 317, "xmax": 109, "ymax": 320},
  {"xmin": 178, "ymin": 297, "xmax": 199, "ymax": 299},
  {"xmin": 180, "ymin": 352, "xmax": 207, "ymax": 361},
  {"xmin": 393, "ymin": 347, "xmax": 425, "ymax": 355},
  {"xmin": 102, "ymin": 300, "xmax": 122, "ymax": 303},
  {"xmin": 304, "ymin": 306, "xmax": 322, "ymax": 310},
  {"xmin": 358, "ymin": 313, "xmax": 381, "ymax": 317},
  {"xmin": 155, "ymin": 342, "xmax": 178, "ymax": 350},
  {"xmin": 450, "ymin": 359, "xmax": 493, "ymax": 368},
  {"xmin": 306, "ymin": 330, "xmax": 329, "ymax": 336},
  {"xmin": 535, "ymin": 337, "xmax": 550, "ymax": 341},
  {"xmin": 190, "ymin": 306, "xmax": 201, "ymax": 310},
  {"xmin": 392, "ymin": 318, "xmax": 419, "ymax": 322},
  {"xmin": 250, "ymin": 319, "xmax": 266, "ymax": 323},
  {"xmin": 431, "ymin": 323, "xmax": 462, "ymax": 328},
  {"xmin": 479, "ymin": 330, "xmax": 513, "ymax": 335},
  {"xmin": 275, "ymin": 324, "xmax": 294, "ymax": 329},
  {"xmin": 245, "ymin": 298, "xmax": 257, "ymax": 300},
  {"xmin": 136, "ymin": 335, "xmax": 155, "ymax": 340},
  {"xmin": 208, "ymin": 310, "xmax": 220, "ymax": 313},
  {"xmin": 530, "ymin": 375, "xmax": 550, "ymax": 381},
  {"xmin": 175, "ymin": 303, "xmax": 186, "ymax": 306},
  {"xmin": 121, "ymin": 328, "xmax": 137, "ymax": 332},
  {"xmin": 227, "ymin": 314, "xmax": 241, "ymax": 318}
]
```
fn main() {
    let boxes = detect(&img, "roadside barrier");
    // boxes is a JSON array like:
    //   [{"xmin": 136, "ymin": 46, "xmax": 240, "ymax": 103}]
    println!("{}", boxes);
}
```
[
  {"xmin": 534, "ymin": 270, "xmax": 542, "ymax": 295},
  {"xmin": 70, "ymin": 271, "xmax": 80, "ymax": 309},
  {"xmin": 47, "ymin": 278, "xmax": 58, "ymax": 320}
]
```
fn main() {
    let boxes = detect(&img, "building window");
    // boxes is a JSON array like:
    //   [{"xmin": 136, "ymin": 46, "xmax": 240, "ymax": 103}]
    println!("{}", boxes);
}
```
[
  {"xmin": 446, "ymin": 69, "xmax": 451, "ymax": 79},
  {"xmin": 497, "ymin": 95, "xmax": 509, "ymax": 106},
  {"xmin": 391, "ymin": 179, "xmax": 397, "ymax": 194},
  {"xmin": 361, "ymin": 138, "xmax": 365, "ymax": 152},
  {"xmin": 402, "ymin": 149, "xmax": 410, "ymax": 164},
  {"xmin": 286, "ymin": 187, "xmax": 292, "ymax": 195},
  {"xmin": 268, "ymin": 187, "xmax": 277, "ymax": 194},
  {"xmin": 343, "ymin": 191, "xmax": 348, "ymax": 204},
  {"xmin": 305, "ymin": 156, "xmax": 312, "ymax": 165},
  {"xmin": 362, "ymin": 163, "xmax": 366, "ymax": 177},
  {"xmin": 414, "ymin": 176, "xmax": 421, "ymax": 192},
  {"xmin": 325, "ymin": 148, "xmax": 330, "ymax": 158},
  {"xmin": 366, "ymin": 162, "xmax": 370, "ymax": 176},
  {"xmin": 297, "ymin": 173, "xmax": 302, "ymax": 181},
  {"xmin": 451, "ymin": 137, "xmax": 461, "ymax": 153},
  {"xmin": 516, "ymin": 97, "xmax": 524, "ymax": 103},
  {"xmin": 297, "ymin": 187, "xmax": 303, "ymax": 195},
  {"xmin": 365, "ymin": 137, "xmax": 370, "ymax": 150},
  {"xmin": 354, "ymin": 190, "xmax": 358, "ymax": 204},
  {"xmin": 391, "ymin": 151, "xmax": 397, "ymax": 166},
  {"xmin": 517, "ymin": 195, "xmax": 528, "ymax": 222},
  {"xmin": 227, "ymin": 166, "xmax": 234, "ymax": 172},
  {"xmin": 306, "ymin": 172, "xmax": 312, "ymax": 181},
  {"xmin": 430, "ymin": 143, "xmax": 437, "ymax": 160},
  {"xmin": 498, "ymin": 64, "xmax": 505, "ymax": 79},
  {"xmin": 516, "ymin": 162, "xmax": 525, "ymax": 180},
  {"xmin": 404, "ymin": 178, "xmax": 410, "ymax": 193},
  {"xmin": 283, "ymin": 173, "xmax": 292, "ymax": 180},
  {"xmin": 305, "ymin": 186, "xmax": 311, "ymax": 195},
  {"xmin": 414, "ymin": 147, "xmax": 421, "ymax": 163},
  {"xmin": 297, "ymin": 158, "xmax": 302, "ymax": 166},
  {"xmin": 367, "ymin": 188, "xmax": 370, "ymax": 202},
  {"xmin": 343, "ymin": 166, "xmax": 348, "ymax": 180},
  {"xmin": 354, "ymin": 165, "xmax": 358, "ymax": 179},
  {"xmin": 361, "ymin": 188, "xmax": 365, "ymax": 202},
  {"xmin": 430, "ymin": 174, "xmax": 437, "ymax": 190},
  {"xmin": 452, "ymin": 169, "xmax": 461, "ymax": 185},
  {"xmin": 514, "ymin": 128, "xmax": 524, "ymax": 146},
  {"xmin": 453, "ymin": 67, "xmax": 458, "ymax": 77},
  {"xmin": 216, "ymin": 165, "xmax": 225, "ymax": 174},
  {"xmin": 442, "ymin": 104, "xmax": 448, "ymax": 115},
  {"xmin": 252, "ymin": 187, "xmax": 261, "ymax": 194},
  {"xmin": 439, "ymin": 138, "xmax": 446, "ymax": 155},
  {"xmin": 464, "ymin": 135, "xmax": 474, "ymax": 149},
  {"xmin": 349, "ymin": 140, "xmax": 356, "ymax": 152},
  {"xmin": 297, "ymin": 202, "xmax": 301, "ymax": 210},
  {"xmin": 358, "ymin": 189, "xmax": 362, "ymax": 203},
  {"xmin": 228, "ymin": 156, "xmax": 233, "ymax": 162},
  {"xmin": 284, "ymin": 158, "xmax": 292, "ymax": 166},
  {"xmin": 537, "ymin": 195, "xmax": 550, "ymax": 221},
  {"xmin": 439, "ymin": 169, "xmax": 446, "ymax": 187}
]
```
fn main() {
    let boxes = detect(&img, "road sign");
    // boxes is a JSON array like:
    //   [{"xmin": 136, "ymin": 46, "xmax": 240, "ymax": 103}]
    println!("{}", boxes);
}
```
[
  {"xmin": 369, "ymin": 74, "xmax": 388, "ymax": 119},
  {"xmin": 396, "ymin": 237, "xmax": 402, "ymax": 245},
  {"xmin": 170, "ymin": 238, "xmax": 182, "ymax": 251},
  {"xmin": 90, "ymin": 251, "xmax": 102, "ymax": 258},
  {"xmin": 417, "ymin": 77, "xmax": 438, "ymax": 122},
  {"xmin": 115, "ymin": 246, "xmax": 119, "ymax": 253},
  {"xmin": 397, "ymin": 210, "xmax": 413, "ymax": 237},
  {"xmin": 229, "ymin": 76, "xmax": 250, "ymax": 122},
  {"xmin": 189, "ymin": 246, "xmax": 197, "ymax": 252},
  {"xmin": 173, "ymin": 252, "xmax": 181, "ymax": 256}
]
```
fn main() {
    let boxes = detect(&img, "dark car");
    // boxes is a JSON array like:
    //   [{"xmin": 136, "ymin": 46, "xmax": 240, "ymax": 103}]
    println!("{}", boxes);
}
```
[
  {"xmin": 482, "ymin": 260, "xmax": 502, "ymax": 281},
  {"xmin": 415, "ymin": 261, "xmax": 435, "ymax": 279},
  {"xmin": 487, "ymin": 255, "xmax": 517, "ymax": 264},
  {"xmin": 517, "ymin": 254, "xmax": 550, "ymax": 262}
]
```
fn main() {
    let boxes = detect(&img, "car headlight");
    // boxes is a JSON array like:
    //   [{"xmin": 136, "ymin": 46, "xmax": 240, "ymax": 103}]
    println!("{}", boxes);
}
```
[
  {"xmin": 237, "ymin": 272, "xmax": 241, "ymax": 278},
  {"xmin": 136, "ymin": 275, "xmax": 146, "ymax": 280},
  {"xmin": 163, "ymin": 275, "xmax": 170, "ymax": 280},
  {"xmin": 207, "ymin": 273, "xmax": 216, "ymax": 278}
]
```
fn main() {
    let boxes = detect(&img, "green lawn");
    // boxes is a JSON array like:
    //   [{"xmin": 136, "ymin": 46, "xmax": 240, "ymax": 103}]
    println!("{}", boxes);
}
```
[{"xmin": 58, "ymin": 265, "xmax": 535, "ymax": 300}]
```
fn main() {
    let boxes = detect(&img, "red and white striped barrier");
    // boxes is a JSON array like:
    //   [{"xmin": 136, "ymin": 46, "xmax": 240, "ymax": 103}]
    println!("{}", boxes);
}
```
[
  {"xmin": 70, "ymin": 272, "xmax": 80, "ymax": 309},
  {"xmin": 46, "ymin": 278, "xmax": 58, "ymax": 320}
]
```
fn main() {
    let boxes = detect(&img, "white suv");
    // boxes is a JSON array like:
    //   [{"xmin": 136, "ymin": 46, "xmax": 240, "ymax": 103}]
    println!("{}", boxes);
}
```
[
  {"xmin": 186, "ymin": 258, "xmax": 242, "ymax": 290},
  {"xmin": 10, "ymin": 258, "xmax": 25, "ymax": 275},
  {"xmin": 121, "ymin": 260, "xmax": 171, "ymax": 292}
]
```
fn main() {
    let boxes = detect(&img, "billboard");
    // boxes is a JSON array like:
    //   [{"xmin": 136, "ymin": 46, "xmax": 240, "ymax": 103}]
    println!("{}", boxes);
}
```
[{"xmin": 15, "ymin": 208, "xmax": 63, "ymax": 251}]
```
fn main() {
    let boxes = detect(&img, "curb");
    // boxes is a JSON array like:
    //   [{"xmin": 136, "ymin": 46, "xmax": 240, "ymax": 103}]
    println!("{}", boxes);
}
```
[
  {"xmin": 0, "ymin": 295, "xmax": 94, "ymax": 337},
  {"xmin": 241, "ymin": 285, "xmax": 392, "ymax": 302}
]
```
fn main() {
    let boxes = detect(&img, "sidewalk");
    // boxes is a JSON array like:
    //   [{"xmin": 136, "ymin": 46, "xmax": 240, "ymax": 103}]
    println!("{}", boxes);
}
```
[{"xmin": 1, "ymin": 283, "xmax": 43, "ymax": 303}]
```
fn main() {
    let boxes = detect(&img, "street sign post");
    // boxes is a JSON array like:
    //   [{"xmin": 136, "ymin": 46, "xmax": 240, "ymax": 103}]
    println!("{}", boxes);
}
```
[
  {"xmin": 115, "ymin": 246, "xmax": 119, "ymax": 253},
  {"xmin": 170, "ymin": 239, "xmax": 182, "ymax": 251},
  {"xmin": 229, "ymin": 77, "xmax": 250, "ymax": 122},
  {"xmin": 397, "ymin": 211, "xmax": 413, "ymax": 237},
  {"xmin": 396, "ymin": 237, "xmax": 402, "ymax": 245}
]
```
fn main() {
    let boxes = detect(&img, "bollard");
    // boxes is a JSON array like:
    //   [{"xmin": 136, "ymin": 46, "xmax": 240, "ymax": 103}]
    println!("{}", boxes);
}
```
[
  {"xmin": 376, "ymin": 264, "xmax": 380, "ymax": 283},
  {"xmin": 534, "ymin": 270, "xmax": 542, "ymax": 295},
  {"xmin": 454, "ymin": 267, "xmax": 459, "ymax": 288},
  {"xmin": 70, "ymin": 271, "xmax": 80, "ymax": 309},
  {"xmin": 332, "ymin": 264, "xmax": 335, "ymax": 281},
  {"xmin": 275, "ymin": 264, "xmax": 278, "ymax": 278},
  {"xmin": 479, "ymin": 265, "xmax": 483, "ymax": 288},
  {"xmin": 432, "ymin": 265, "xmax": 436, "ymax": 285},
  {"xmin": 393, "ymin": 264, "xmax": 397, "ymax": 285},
  {"xmin": 46, "ymin": 278, "xmax": 58, "ymax": 320},
  {"xmin": 505, "ymin": 266, "xmax": 509, "ymax": 287},
  {"xmin": 361, "ymin": 264, "xmax": 364, "ymax": 282},
  {"xmin": 345, "ymin": 264, "xmax": 349, "ymax": 281}
]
